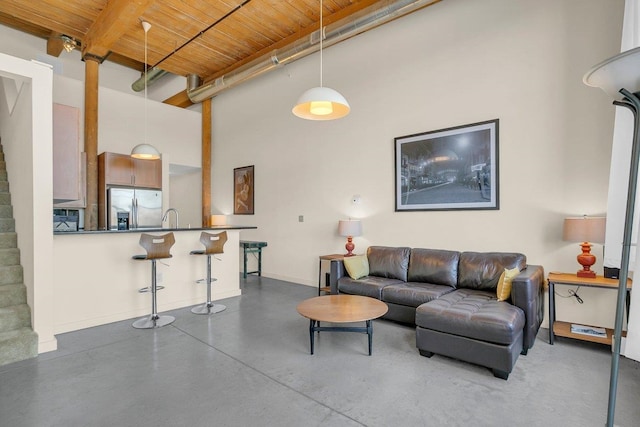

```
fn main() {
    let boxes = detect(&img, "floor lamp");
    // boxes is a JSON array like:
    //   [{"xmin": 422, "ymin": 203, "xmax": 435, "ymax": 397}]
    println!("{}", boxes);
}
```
[{"xmin": 584, "ymin": 46, "xmax": 640, "ymax": 427}]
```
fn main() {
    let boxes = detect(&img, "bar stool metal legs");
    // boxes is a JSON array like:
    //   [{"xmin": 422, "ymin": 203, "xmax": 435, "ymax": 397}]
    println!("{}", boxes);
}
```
[
  {"xmin": 191, "ymin": 254, "xmax": 226, "ymax": 315},
  {"xmin": 190, "ymin": 231, "xmax": 227, "ymax": 315},
  {"xmin": 132, "ymin": 232, "xmax": 176, "ymax": 329},
  {"xmin": 133, "ymin": 259, "xmax": 176, "ymax": 328}
]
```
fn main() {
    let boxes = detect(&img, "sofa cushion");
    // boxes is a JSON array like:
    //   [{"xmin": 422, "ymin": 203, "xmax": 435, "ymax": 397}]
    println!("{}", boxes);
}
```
[
  {"xmin": 343, "ymin": 255, "xmax": 369, "ymax": 280},
  {"xmin": 497, "ymin": 267, "xmax": 520, "ymax": 301},
  {"xmin": 457, "ymin": 252, "xmax": 526, "ymax": 291},
  {"xmin": 415, "ymin": 289, "xmax": 525, "ymax": 345},
  {"xmin": 338, "ymin": 276, "xmax": 403, "ymax": 300},
  {"xmin": 382, "ymin": 282, "xmax": 454, "ymax": 307},
  {"xmin": 408, "ymin": 248, "xmax": 460, "ymax": 288},
  {"xmin": 367, "ymin": 246, "xmax": 411, "ymax": 282}
]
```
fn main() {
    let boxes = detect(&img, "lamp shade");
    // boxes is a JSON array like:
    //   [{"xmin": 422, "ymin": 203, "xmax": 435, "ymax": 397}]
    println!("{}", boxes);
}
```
[
  {"xmin": 210, "ymin": 214, "xmax": 227, "ymax": 226},
  {"xmin": 338, "ymin": 219, "xmax": 362, "ymax": 237},
  {"xmin": 131, "ymin": 143, "xmax": 161, "ymax": 160},
  {"xmin": 292, "ymin": 86, "xmax": 350, "ymax": 120},
  {"xmin": 583, "ymin": 46, "xmax": 640, "ymax": 99},
  {"xmin": 563, "ymin": 216, "xmax": 606, "ymax": 244}
]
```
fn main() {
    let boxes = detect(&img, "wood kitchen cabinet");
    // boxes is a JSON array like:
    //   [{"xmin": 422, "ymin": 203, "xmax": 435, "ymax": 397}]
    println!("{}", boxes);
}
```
[
  {"xmin": 98, "ymin": 152, "xmax": 162, "ymax": 229},
  {"xmin": 99, "ymin": 152, "xmax": 162, "ymax": 189}
]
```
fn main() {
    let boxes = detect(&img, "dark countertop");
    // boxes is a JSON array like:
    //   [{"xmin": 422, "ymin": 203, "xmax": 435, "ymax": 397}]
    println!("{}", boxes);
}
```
[{"xmin": 54, "ymin": 225, "xmax": 257, "ymax": 235}]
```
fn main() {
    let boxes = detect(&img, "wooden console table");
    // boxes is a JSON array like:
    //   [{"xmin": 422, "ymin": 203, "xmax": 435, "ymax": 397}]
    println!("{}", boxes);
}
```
[{"xmin": 548, "ymin": 272, "xmax": 632, "ymax": 345}]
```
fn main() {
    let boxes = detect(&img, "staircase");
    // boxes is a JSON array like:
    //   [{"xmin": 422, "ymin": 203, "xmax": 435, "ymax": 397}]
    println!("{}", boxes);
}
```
[{"xmin": 0, "ymin": 141, "xmax": 38, "ymax": 366}]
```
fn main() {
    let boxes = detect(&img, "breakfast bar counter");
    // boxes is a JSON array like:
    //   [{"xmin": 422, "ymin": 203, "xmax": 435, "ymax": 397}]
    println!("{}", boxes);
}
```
[
  {"xmin": 53, "ymin": 225, "xmax": 256, "ymax": 235},
  {"xmin": 52, "ymin": 226, "xmax": 255, "ymax": 334}
]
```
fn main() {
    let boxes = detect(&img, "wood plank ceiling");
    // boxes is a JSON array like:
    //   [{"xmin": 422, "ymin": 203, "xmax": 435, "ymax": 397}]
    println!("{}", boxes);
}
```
[{"xmin": 0, "ymin": 0, "xmax": 436, "ymax": 107}]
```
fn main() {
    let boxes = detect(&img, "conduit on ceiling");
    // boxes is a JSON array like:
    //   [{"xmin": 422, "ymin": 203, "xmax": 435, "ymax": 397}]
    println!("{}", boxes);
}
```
[
  {"xmin": 131, "ymin": 0, "xmax": 439, "ymax": 101},
  {"xmin": 131, "ymin": 0, "xmax": 252, "ymax": 92},
  {"xmin": 186, "ymin": 0, "xmax": 439, "ymax": 103}
]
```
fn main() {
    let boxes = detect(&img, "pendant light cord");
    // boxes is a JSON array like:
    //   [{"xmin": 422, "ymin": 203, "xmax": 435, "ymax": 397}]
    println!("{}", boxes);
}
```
[
  {"xmin": 319, "ymin": 0, "xmax": 323, "ymax": 88},
  {"xmin": 144, "ymin": 23, "xmax": 148, "ymax": 147}
]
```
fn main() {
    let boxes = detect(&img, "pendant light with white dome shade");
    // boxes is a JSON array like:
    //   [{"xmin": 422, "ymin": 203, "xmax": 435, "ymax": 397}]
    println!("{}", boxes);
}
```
[
  {"xmin": 292, "ymin": 0, "xmax": 350, "ymax": 120},
  {"xmin": 131, "ymin": 20, "xmax": 161, "ymax": 160}
]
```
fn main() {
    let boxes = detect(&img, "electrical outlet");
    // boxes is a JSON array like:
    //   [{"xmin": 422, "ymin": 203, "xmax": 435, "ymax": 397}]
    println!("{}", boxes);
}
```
[{"xmin": 298, "ymin": 215, "xmax": 304, "ymax": 222}]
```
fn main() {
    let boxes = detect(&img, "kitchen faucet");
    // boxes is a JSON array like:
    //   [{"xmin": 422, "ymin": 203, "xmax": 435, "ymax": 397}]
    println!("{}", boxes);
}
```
[{"xmin": 162, "ymin": 208, "xmax": 179, "ymax": 229}]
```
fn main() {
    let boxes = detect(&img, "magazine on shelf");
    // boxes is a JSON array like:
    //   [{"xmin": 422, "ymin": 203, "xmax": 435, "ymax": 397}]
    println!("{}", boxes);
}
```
[{"xmin": 571, "ymin": 323, "xmax": 607, "ymax": 337}]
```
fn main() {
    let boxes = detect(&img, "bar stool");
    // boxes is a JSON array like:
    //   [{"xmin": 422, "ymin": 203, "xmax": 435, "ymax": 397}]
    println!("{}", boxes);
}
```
[
  {"xmin": 132, "ymin": 232, "xmax": 176, "ymax": 329},
  {"xmin": 189, "ymin": 231, "xmax": 227, "ymax": 315}
]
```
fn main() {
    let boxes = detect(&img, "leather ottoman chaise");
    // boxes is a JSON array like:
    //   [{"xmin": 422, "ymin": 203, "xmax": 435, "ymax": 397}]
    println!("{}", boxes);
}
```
[{"xmin": 335, "ymin": 246, "xmax": 544, "ymax": 379}]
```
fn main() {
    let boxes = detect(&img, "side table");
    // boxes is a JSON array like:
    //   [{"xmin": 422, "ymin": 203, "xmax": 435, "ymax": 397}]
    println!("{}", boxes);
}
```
[
  {"xmin": 548, "ymin": 272, "xmax": 632, "ymax": 345},
  {"xmin": 240, "ymin": 240, "xmax": 267, "ymax": 279},
  {"xmin": 317, "ymin": 254, "xmax": 345, "ymax": 295}
]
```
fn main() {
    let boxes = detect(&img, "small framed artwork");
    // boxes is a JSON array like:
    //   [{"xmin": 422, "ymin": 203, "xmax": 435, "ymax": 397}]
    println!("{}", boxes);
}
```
[
  {"xmin": 234, "ymin": 165, "xmax": 254, "ymax": 215},
  {"xmin": 395, "ymin": 119, "xmax": 499, "ymax": 211}
]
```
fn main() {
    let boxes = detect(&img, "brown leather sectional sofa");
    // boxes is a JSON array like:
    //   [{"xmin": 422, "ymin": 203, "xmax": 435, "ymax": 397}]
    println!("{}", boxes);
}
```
[{"xmin": 335, "ymin": 246, "xmax": 545, "ymax": 379}]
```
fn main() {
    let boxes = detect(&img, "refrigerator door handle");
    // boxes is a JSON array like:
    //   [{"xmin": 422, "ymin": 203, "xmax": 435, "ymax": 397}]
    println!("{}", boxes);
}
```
[{"xmin": 132, "ymin": 198, "xmax": 137, "ymax": 229}]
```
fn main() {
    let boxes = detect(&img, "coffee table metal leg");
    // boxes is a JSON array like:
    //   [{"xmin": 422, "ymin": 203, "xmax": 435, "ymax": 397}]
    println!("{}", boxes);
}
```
[
  {"xmin": 309, "ymin": 319, "xmax": 315, "ymax": 355},
  {"xmin": 367, "ymin": 320, "xmax": 373, "ymax": 356}
]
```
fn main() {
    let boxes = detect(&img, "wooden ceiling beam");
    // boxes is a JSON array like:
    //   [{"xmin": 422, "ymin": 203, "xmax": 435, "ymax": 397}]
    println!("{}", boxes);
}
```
[
  {"xmin": 46, "ymin": 31, "xmax": 64, "ymax": 57},
  {"xmin": 82, "ymin": 0, "xmax": 156, "ymax": 60},
  {"xmin": 163, "ymin": 90, "xmax": 194, "ymax": 109}
]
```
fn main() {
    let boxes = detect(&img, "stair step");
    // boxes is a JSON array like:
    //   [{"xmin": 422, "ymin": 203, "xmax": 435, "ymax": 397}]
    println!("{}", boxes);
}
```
[
  {"xmin": 0, "ymin": 161, "xmax": 4, "ymax": 171},
  {"xmin": 0, "ymin": 170, "xmax": 6, "ymax": 182},
  {"xmin": 0, "ymin": 218, "xmax": 14, "ymax": 232},
  {"xmin": 0, "ymin": 233, "xmax": 17, "ymax": 249},
  {"xmin": 0, "ymin": 205, "xmax": 11, "ymax": 218},
  {"xmin": 0, "ymin": 151, "xmax": 4, "ymax": 162},
  {"xmin": 0, "ymin": 327, "xmax": 38, "ymax": 367},
  {"xmin": 0, "ymin": 265, "xmax": 22, "ymax": 285},
  {"xmin": 0, "ymin": 248, "xmax": 19, "ymax": 266},
  {"xmin": 0, "ymin": 284, "xmax": 26, "ymax": 308},
  {"xmin": 0, "ymin": 181, "xmax": 7, "ymax": 193},
  {"xmin": 0, "ymin": 193, "xmax": 10, "ymax": 205},
  {"xmin": 0, "ymin": 304, "xmax": 32, "ymax": 333}
]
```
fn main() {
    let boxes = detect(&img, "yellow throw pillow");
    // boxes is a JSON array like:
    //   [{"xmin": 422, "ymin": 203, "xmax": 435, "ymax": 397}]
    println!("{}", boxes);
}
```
[
  {"xmin": 497, "ymin": 267, "xmax": 520, "ymax": 301},
  {"xmin": 343, "ymin": 255, "xmax": 369, "ymax": 280}
]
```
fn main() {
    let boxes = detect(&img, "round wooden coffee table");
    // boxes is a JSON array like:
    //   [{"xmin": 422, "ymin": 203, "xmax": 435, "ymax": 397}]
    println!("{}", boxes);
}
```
[{"xmin": 296, "ymin": 295, "xmax": 388, "ymax": 355}]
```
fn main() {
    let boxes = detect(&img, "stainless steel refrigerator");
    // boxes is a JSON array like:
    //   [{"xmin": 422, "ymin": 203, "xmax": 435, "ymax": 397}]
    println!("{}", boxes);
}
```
[{"xmin": 107, "ymin": 188, "xmax": 162, "ymax": 230}]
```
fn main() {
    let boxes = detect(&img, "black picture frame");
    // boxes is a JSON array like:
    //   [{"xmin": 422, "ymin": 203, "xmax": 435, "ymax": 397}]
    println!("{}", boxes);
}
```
[
  {"xmin": 394, "ymin": 119, "xmax": 499, "ymax": 211},
  {"xmin": 233, "ymin": 165, "xmax": 254, "ymax": 215}
]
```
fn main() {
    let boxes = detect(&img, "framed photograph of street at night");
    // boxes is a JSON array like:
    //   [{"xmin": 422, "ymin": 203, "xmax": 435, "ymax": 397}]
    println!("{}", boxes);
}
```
[{"xmin": 394, "ymin": 119, "xmax": 499, "ymax": 211}]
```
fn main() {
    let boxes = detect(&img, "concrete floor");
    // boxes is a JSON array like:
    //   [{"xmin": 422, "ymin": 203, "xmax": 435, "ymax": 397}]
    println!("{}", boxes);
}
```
[{"xmin": 1, "ymin": 275, "xmax": 639, "ymax": 427}]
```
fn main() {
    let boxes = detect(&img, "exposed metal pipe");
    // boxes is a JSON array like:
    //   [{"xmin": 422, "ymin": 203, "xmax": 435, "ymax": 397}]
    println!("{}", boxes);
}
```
[
  {"xmin": 187, "ymin": 0, "xmax": 439, "ymax": 103},
  {"xmin": 131, "ymin": 67, "xmax": 170, "ymax": 92},
  {"xmin": 131, "ymin": 0, "xmax": 252, "ymax": 92}
]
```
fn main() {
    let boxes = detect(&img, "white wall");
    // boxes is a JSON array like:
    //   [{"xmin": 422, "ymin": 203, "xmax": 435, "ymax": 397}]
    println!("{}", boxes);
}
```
[
  {"xmin": 169, "ymin": 171, "xmax": 202, "ymax": 228},
  {"xmin": 211, "ymin": 0, "xmax": 624, "ymax": 328},
  {"xmin": 0, "ymin": 54, "xmax": 56, "ymax": 352}
]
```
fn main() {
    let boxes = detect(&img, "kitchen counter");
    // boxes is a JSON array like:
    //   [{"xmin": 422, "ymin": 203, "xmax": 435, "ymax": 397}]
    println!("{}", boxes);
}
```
[
  {"xmin": 51, "ymin": 227, "xmax": 252, "ymax": 334},
  {"xmin": 54, "ymin": 225, "xmax": 256, "ymax": 235}
]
